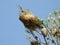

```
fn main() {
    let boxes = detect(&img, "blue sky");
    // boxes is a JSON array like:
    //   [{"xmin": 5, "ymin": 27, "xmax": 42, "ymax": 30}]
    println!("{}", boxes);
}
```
[{"xmin": 0, "ymin": 0, "xmax": 60, "ymax": 45}]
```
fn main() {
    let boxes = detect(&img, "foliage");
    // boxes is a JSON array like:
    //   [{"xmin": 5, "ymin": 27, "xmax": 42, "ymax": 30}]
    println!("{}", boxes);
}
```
[{"xmin": 19, "ymin": 7, "xmax": 60, "ymax": 45}]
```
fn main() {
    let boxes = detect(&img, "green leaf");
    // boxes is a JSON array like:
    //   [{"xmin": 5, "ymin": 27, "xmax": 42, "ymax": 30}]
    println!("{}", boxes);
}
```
[
  {"xmin": 54, "ymin": 9, "xmax": 58, "ymax": 16},
  {"xmin": 52, "ymin": 40, "xmax": 55, "ymax": 43},
  {"xmin": 44, "ymin": 20, "xmax": 48, "ymax": 27}
]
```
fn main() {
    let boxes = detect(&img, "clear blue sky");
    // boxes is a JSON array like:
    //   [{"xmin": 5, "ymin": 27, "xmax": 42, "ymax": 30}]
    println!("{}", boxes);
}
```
[{"xmin": 0, "ymin": 0, "xmax": 60, "ymax": 45}]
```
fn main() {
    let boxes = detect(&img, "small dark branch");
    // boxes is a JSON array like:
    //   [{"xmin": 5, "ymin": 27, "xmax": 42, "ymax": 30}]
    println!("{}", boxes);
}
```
[
  {"xmin": 56, "ymin": 37, "xmax": 58, "ymax": 45},
  {"xmin": 44, "ymin": 37, "xmax": 48, "ymax": 45}
]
